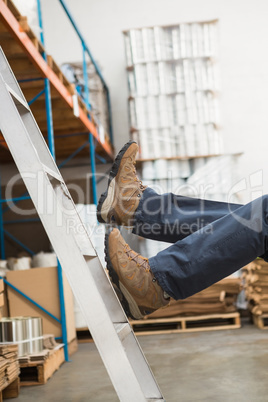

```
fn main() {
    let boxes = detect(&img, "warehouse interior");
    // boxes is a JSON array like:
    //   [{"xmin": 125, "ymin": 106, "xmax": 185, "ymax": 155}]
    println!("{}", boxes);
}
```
[{"xmin": 0, "ymin": 0, "xmax": 268, "ymax": 401}]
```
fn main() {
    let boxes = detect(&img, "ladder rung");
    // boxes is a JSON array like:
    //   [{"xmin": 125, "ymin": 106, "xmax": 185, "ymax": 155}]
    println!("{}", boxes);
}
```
[
  {"xmin": 114, "ymin": 322, "xmax": 132, "ymax": 342},
  {"xmin": 5, "ymin": 84, "xmax": 30, "ymax": 111},
  {"xmin": 43, "ymin": 164, "xmax": 64, "ymax": 183}
]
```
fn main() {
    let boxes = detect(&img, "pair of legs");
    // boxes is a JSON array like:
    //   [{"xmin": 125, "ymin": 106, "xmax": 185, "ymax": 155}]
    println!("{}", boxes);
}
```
[
  {"xmin": 98, "ymin": 141, "xmax": 268, "ymax": 319},
  {"xmin": 133, "ymin": 187, "xmax": 268, "ymax": 300}
]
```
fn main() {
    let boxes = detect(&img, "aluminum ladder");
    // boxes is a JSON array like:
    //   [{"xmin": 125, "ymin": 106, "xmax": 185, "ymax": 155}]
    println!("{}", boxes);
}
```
[{"xmin": 0, "ymin": 48, "xmax": 165, "ymax": 402}]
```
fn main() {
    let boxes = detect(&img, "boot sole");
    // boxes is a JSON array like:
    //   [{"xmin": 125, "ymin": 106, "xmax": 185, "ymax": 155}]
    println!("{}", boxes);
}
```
[
  {"xmin": 97, "ymin": 140, "xmax": 137, "ymax": 224},
  {"xmin": 104, "ymin": 231, "xmax": 143, "ymax": 320}
]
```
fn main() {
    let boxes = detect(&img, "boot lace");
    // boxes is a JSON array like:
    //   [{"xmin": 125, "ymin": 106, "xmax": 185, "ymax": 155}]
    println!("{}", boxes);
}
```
[
  {"xmin": 132, "ymin": 160, "xmax": 145, "ymax": 190},
  {"xmin": 123, "ymin": 243, "xmax": 150, "ymax": 273}
]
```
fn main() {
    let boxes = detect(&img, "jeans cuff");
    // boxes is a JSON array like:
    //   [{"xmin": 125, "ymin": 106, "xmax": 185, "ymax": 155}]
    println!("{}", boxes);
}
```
[{"xmin": 149, "ymin": 256, "xmax": 176, "ymax": 299}]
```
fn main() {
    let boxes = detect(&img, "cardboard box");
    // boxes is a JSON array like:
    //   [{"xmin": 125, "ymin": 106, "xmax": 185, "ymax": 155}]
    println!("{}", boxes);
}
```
[
  {"xmin": 0, "ymin": 279, "xmax": 4, "ymax": 294},
  {"xmin": 0, "ymin": 292, "xmax": 4, "ymax": 308},
  {"xmin": 6, "ymin": 267, "xmax": 76, "ymax": 343},
  {"xmin": 0, "ymin": 279, "xmax": 6, "ymax": 318}
]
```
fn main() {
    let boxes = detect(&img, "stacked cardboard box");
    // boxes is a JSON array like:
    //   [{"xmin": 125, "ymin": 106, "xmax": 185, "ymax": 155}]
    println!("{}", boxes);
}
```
[
  {"xmin": 0, "ymin": 344, "xmax": 19, "ymax": 392},
  {"xmin": 242, "ymin": 259, "xmax": 268, "ymax": 316},
  {"xmin": 145, "ymin": 277, "xmax": 242, "ymax": 319}
]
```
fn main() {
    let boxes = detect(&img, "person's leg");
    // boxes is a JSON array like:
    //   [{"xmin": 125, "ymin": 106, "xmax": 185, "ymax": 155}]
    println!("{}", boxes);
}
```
[
  {"xmin": 133, "ymin": 187, "xmax": 242, "ymax": 243},
  {"xmin": 105, "ymin": 195, "xmax": 268, "ymax": 319},
  {"xmin": 149, "ymin": 195, "xmax": 268, "ymax": 300},
  {"xmin": 105, "ymin": 227, "xmax": 169, "ymax": 319}
]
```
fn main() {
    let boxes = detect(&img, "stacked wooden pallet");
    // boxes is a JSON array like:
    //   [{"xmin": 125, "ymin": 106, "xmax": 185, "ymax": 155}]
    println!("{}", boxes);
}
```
[
  {"xmin": 242, "ymin": 259, "xmax": 268, "ymax": 327},
  {"xmin": 130, "ymin": 277, "xmax": 242, "ymax": 335},
  {"xmin": 0, "ymin": 344, "xmax": 20, "ymax": 399},
  {"xmin": 18, "ymin": 343, "xmax": 65, "ymax": 386},
  {"xmin": 147, "ymin": 277, "xmax": 242, "ymax": 318}
]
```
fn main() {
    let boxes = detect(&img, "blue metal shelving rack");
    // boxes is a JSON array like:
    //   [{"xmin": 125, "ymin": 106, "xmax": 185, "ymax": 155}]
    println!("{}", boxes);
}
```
[{"xmin": 0, "ymin": 0, "xmax": 114, "ymax": 361}]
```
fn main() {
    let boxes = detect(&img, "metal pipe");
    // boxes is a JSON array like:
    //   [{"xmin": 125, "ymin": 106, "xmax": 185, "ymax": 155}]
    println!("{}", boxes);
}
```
[
  {"xmin": 36, "ymin": 0, "xmax": 55, "ymax": 158},
  {"xmin": 0, "ymin": 195, "xmax": 31, "ymax": 204},
  {"xmin": 58, "ymin": 0, "xmax": 107, "ymax": 88},
  {"xmin": 28, "ymin": 88, "xmax": 45, "ymax": 106},
  {"xmin": 1, "ymin": 278, "xmax": 61, "ymax": 323},
  {"xmin": 36, "ymin": 0, "xmax": 67, "ymax": 360},
  {"xmin": 106, "ymin": 90, "xmax": 114, "ymax": 145},
  {"xmin": 2, "ymin": 193, "xmax": 30, "ymax": 214},
  {"xmin": 57, "ymin": 0, "xmax": 113, "ymax": 145},
  {"xmin": 82, "ymin": 43, "xmax": 91, "ymax": 110},
  {"xmin": 36, "ymin": 0, "xmax": 45, "ymax": 46},
  {"xmin": 18, "ymin": 77, "xmax": 44, "ymax": 83},
  {"xmin": 53, "ymin": 132, "xmax": 90, "ymax": 139},
  {"xmin": 89, "ymin": 134, "xmax": 98, "ymax": 205},
  {"xmin": 95, "ymin": 153, "xmax": 108, "ymax": 164},
  {"xmin": 81, "ymin": 44, "xmax": 98, "ymax": 205},
  {"xmin": 57, "ymin": 261, "xmax": 70, "ymax": 361},
  {"xmin": 58, "ymin": 141, "xmax": 89, "ymax": 169},
  {"xmin": 4, "ymin": 230, "xmax": 34, "ymax": 256},
  {"xmin": 3, "ymin": 218, "xmax": 40, "ymax": 225},
  {"xmin": 0, "ymin": 172, "xmax": 5, "ymax": 259},
  {"xmin": 44, "ymin": 78, "xmax": 55, "ymax": 157}
]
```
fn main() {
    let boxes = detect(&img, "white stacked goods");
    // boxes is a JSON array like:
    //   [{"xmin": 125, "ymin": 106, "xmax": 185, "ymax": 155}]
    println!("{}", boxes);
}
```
[
  {"xmin": 141, "ymin": 154, "xmax": 238, "ymax": 203},
  {"xmin": 186, "ymin": 155, "xmax": 238, "ymax": 201},
  {"xmin": 0, "ymin": 261, "xmax": 8, "ymax": 277},
  {"xmin": 7, "ymin": 257, "xmax": 31, "ymax": 271},
  {"xmin": 124, "ymin": 20, "xmax": 221, "ymax": 161},
  {"xmin": 141, "ymin": 159, "xmax": 189, "ymax": 195},
  {"xmin": 31, "ymin": 252, "xmax": 57, "ymax": 268}
]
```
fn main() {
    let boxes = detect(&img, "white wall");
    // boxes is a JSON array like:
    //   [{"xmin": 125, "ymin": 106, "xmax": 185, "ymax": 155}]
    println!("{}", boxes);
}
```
[{"xmin": 40, "ymin": 0, "xmax": 268, "ymax": 202}]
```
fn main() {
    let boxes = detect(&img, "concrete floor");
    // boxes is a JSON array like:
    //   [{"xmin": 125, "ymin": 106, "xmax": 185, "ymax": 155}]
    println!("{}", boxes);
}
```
[{"xmin": 15, "ymin": 322, "xmax": 268, "ymax": 402}]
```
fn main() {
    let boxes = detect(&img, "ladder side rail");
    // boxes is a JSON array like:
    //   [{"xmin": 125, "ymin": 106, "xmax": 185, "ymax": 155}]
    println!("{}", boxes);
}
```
[
  {"xmin": 0, "ymin": 74, "xmax": 163, "ymax": 401},
  {"xmin": 0, "ymin": 47, "xmax": 29, "ymax": 103},
  {"xmin": 50, "ymin": 180, "xmax": 163, "ymax": 399}
]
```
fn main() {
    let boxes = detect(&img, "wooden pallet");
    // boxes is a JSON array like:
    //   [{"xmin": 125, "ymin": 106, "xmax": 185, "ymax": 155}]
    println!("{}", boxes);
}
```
[
  {"xmin": 19, "ymin": 346, "xmax": 65, "ymax": 387},
  {"xmin": 76, "ymin": 328, "xmax": 94, "ymax": 343},
  {"xmin": 129, "ymin": 312, "xmax": 241, "ymax": 336},
  {"xmin": 0, "ymin": 377, "xmax": 19, "ymax": 401},
  {"xmin": 252, "ymin": 314, "xmax": 268, "ymax": 329},
  {"xmin": 76, "ymin": 313, "xmax": 241, "ymax": 340}
]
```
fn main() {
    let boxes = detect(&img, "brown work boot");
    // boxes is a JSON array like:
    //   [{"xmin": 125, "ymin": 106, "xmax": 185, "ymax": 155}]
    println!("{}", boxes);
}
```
[
  {"xmin": 97, "ymin": 141, "xmax": 146, "ymax": 227},
  {"xmin": 105, "ymin": 228, "xmax": 169, "ymax": 319}
]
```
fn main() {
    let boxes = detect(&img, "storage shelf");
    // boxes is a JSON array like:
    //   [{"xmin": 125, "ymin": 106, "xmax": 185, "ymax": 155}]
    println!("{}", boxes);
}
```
[
  {"xmin": 126, "ymin": 55, "xmax": 215, "ymax": 70},
  {"xmin": 0, "ymin": 0, "xmax": 115, "ymax": 364},
  {"xmin": 0, "ymin": 0, "xmax": 114, "ymax": 163},
  {"xmin": 130, "ymin": 122, "xmax": 221, "ymax": 132},
  {"xmin": 128, "ymin": 89, "xmax": 218, "ymax": 99},
  {"xmin": 136, "ymin": 152, "xmax": 244, "ymax": 164},
  {"xmin": 122, "ymin": 18, "xmax": 219, "ymax": 33}
]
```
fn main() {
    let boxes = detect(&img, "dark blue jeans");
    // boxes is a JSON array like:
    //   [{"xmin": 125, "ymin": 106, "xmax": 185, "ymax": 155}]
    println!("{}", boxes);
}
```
[{"xmin": 133, "ymin": 188, "xmax": 268, "ymax": 300}]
